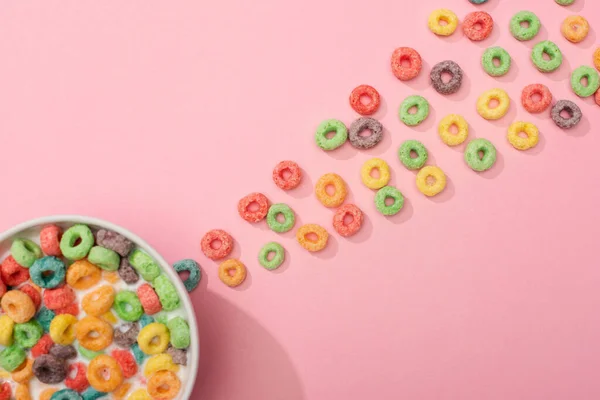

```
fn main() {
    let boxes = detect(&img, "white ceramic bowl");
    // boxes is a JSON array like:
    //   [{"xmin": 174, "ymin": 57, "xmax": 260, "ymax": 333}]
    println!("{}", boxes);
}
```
[{"xmin": 0, "ymin": 215, "xmax": 199, "ymax": 399}]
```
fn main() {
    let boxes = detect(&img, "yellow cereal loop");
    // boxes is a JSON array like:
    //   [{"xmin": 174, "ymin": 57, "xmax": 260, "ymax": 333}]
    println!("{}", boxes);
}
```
[
  {"xmin": 49, "ymin": 314, "xmax": 78, "ymax": 345},
  {"xmin": 39, "ymin": 388, "xmax": 58, "ymax": 400},
  {"xmin": 0, "ymin": 370, "xmax": 10, "ymax": 378},
  {"xmin": 128, "ymin": 389, "xmax": 152, "ymax": 400},
  {"xmin": 0, "ymin": 315, "xmax": 15, "ymax": 346},
  {"xmin": 438, "ymin": 114, "xmax": 469, "ymax": 146},
  {"xmin": 416, "ymin": 166, "xmax": 447, "ymax": 197},
  {"xmin": 103, "ymin": 270, "xmax": 120, "ymax": 284},
  {"xmin": 428, "ymin": 9, "xmax": 459, "ymax": 36},
  {"xmin": 12, "ymin": 358, "xmax": 34, "ymax": 383},
  {"xmin": 360, "ymin": 158, "xmax": 390, "ymax": 190},
  {"xmin": 113, "ymin": 382, "xmax": 133, "ymax": 399},
  {"xmin": 15, "ymin": 383, "xmax": 31, "ymax": 400},
  {"xmin": 476, "ymin": 88, "xmax": 510, "ymax": 120},
  {"xmin": 315, "ymin": 173, "xmax": 347, "ymax": 207},
  {"xmin": 507, "ymin": 121, "xmax": 539, "ymax": 150},
  {"xmin": 138, "ymin": 323, "xmax": 170, "ymax": 355},
  {"xmin": 144, "ymin": 353, "xmax": 180, "ymax": 377},
  {"xmin": 101, "ymin": 311, "xmax": 118, "ymax": 324}
]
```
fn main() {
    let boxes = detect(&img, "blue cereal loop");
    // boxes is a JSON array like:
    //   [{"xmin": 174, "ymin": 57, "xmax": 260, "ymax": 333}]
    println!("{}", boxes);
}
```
[{"xmin": 173, "ymin": 259, "xmax": 201, "ymax": 292}]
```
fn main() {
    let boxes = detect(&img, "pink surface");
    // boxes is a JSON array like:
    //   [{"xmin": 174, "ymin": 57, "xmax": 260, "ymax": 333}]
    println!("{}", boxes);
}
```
[{"xmin": 0, "ymin": 0, "xmax": 599, "ymax": 398}]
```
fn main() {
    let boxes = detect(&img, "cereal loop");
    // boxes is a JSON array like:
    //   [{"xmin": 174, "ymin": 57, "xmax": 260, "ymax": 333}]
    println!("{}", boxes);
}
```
[
  {"xmin": 531, "ymin": 41, "xmax": 563, "ymax": 73},
  {"xmin": 103, "ymin": 270, "xmax": 120, "ymax": 284},
  {"xmin": 416, "ymin": 166, "xmax": 447, "ymax": 197},
  {"xmin": 0, "ymin": 383, "xmax": 11, "ymax": 400},
  {"xmin": 0, "ymin": 315, "xmax": 14, "ymax": 346},
  {"xmin": 147, "ymin": 371, "xmax": 181, "ymax": 400},
  {"xmin": 428, "ymin": 9, "xmax": 458, "ymax": 36},
  {"xmin": 465, "ymin": 139, "xmax": 497, "ymax": 172},
  {"xmin": 65, "ymin": 362, "xmax": 89, "ymax": 392},
  {"xmin": 218, "ymin": 259, "xmax": 247, "ymax": 288},
  {"xmin": 391, "ymin": 47, "xmax": 422, "ymax": 81},
  {"xmin": 272, "ymin": 161, "xmax": 302, "ymax": 190},
  {"xmin": 15, "ymin": 384, "xmax": 30, "ymax": 400},
  {"xmin": 463, "ymin": 12, "xmax": 493, "ymax": 41},
  {"xmin": 82, "ymin": 285, "xmax": 115, "ymax": 317},
  {"xmin": 438, "ymin": 114, "xmax": 468, "ymax": 146},
  {"xmin": 19, "ymin": 284, "xmax": 41, "ymax": 310},
  {"xmin": 1, "ymin": 290, "xmax": 36, "ymax": 323},
  {"xmin": 237, "ymin": 192, "xmax": 269, "ymax": 223},
  {"xmin": 11, "ymin": 239, "xmax": 42, "ymax": 268},
  {"xmin": 137, "ymin": 283, "xmax": 162, "ymax": 315},
  {"xmin": 143, "ymin": 353, "xmax": 179, "ymax": 377},
  {"xmin": 39, "ymin": 388, "xmax": 58, "ymax": 400},
  {"xmin": 76, "ymin": 316, "xmax": 113, "ymax": 351},
  {"xmin": 11, "ymin": 358, "xmax": 34, "ymax": 383},
  {"xmin": 40, "ymin": 224, "xmax": 62, "ymax": 257},
  {"xmin": 507, "ymin": 121, "xmax": 539, "ymax": 151},
  {"xmin": 111, "ymin": 349, "xmax": 138, "ymax": 379},
  {"xmin": 360, "ymin": 158, "xmax": 390, "ymax": 190},
  {"xmin": 594, "ymin": 48, "xmax": 600, "ymax": 72},
  {"xmin": 65, "ymin": 260, "xmax": 101, "ymax": 290},
  {"xmin": 200, "ymin": 229, "xmax": 233, "ymax": 260},
  {"xmin": 561, "ymin": 15, "xmax": 589, "ymax": 43},
  {"xmin": 87, "ymin": 355, "xmax": 123, "ymax": 393},
  {"xmin": 296, "ymin": 224, "xmax": 329, "ymax": 252},
  {"xmin": 172, "ymin": 259, "xmax": 201, "ymax": 292},
  {"xmin": 333, "ymin": 204, "xmax": 364, "ymax": 237},
  {"xmin": 258, "ymin": 243, "xmax": 285, "ymax": 271},
  {"xmin": 113, "ymin": 383, "xmax": 132, "ymax": 399},
  {"xmin": 138, "ymin": 323, "xmax": 170, "ymax": 355},
  {"xmin": 349, "ymin": 85, "xmax": 381, "ymax": 115},
  {"xmin": 43, "ymin": 286, "xmax": 75, "ymax": 311},
  {"xmin": 477, "ymin": 89, "xmax": 510, "ymax": 120},
  {"xmin": 1, "ymin": 256, "xmax": 30, "ymax": 286},
  {"xmin": 315, "ymin": 173, "xmax": 347, "ymax": 207},
  {"xmin": 113, "ymin": 290, "xmax": 144, "ymax": 322},
  {"xmin": 30, "ymin": 257, "xmax": 66, "ymax": 289},
  {"xmin": 49, "ymin": 314, "xmax": 77, "ymax": 345},
  {"xmin": 521, "ymin": 84, "xmax": 552, "ymax": 113}
]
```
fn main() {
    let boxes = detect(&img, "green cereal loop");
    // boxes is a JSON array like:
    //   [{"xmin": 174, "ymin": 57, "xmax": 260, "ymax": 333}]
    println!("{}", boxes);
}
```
[
  {"xmin": 60, "ymin": 224, "xmax": 95, "ymax": 260},
  {"xmin": 113, "ymin": 290, "xmax": 144, "ymax": 321},
  {"xmin": 14, "ymin": 320, "xmax": 43, "ymax": 348},
  {"xmin": 36, "ymin": 306, "xmax": 56, "ymax": 333},
  {"xmin": 167, "ymin": 317, "xmax": 191, "ymax": 349},
  {"xmin": 88, "ymin": 246, "xmax": 120, "ymax": 271},
  {"xmin": 131, "ymin": 343, "xmax": 146, "ymax": 364},
  {"xmin": 129, "ymin": 249, "xmax": 161, "ymax": 281},
  {"xmin": 399, "ymin": 95, "xmax": 429, "ymax": 126},
  {"xmin": 555, "ymin": 0, "xmax": 574, "ymax": 5},
  {"xmin": 266, "ymin": 203, "xmax": 295, "ymax": 233},
  {"xmin": 531, "ymin": 41, "xmax": 562, "ymax": 72},
  {"xmin": 78, "ymin": 345, "xmax": 104, "ymax": 361},
  {"xmin": 481, "ymin": 47, "xmax": 511, "ymax": 77},
  {"xmin": 0, "ymin": 345, "xmax": 27, "ymax": 372},
  {"xmin": 398, "ymin": 140, "xmax": 428, "ymax": 170},
  {"xmin": 571, "ymin": 66, "xmax": 600, "ymax": 97},
  {"xmin": 152, "ymin": 274, "xmax": 181, "ymax": 311},
  {"xmin": 315, "ymin": 119, "xmax": 348, "ymax": 150},
  {"xmin": 11, "ymin": 238, "xmax": 42, "ymax": 268},
  {"xmin": 510, "ymin": 11, "xmax": 541, "ymax": 41},
  {"xmin": 374, "ymin": 186, "xmax": 404, "ymax": 216},
  {"xmin": 258, "ymin": 242, "xmax": 285, "ymax": 270},
  {"xmin": 465, "ymin": 139, "xmax": 497, "ymax": 172}
]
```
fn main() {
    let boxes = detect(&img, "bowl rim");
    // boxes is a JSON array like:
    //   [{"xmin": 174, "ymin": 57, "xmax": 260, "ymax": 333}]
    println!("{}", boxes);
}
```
[{"xmin": 0, "ymin": 214, "xmax": 199, "ymax": 400}]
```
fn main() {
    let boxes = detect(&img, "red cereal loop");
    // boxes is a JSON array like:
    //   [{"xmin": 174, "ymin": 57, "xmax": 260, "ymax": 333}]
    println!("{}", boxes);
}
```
[
  {"xmin": 0, "ymin": 278, "xmax": 6, "ymax": 299},
  {"xmin": 332, "ymin": 204, "xmax": 364, "ymax": 237},
  {"xmin": 391, "ymin": 47, "xmax": 422, "ymax": 81},
  {"xmin": 111, "ymin": 349, "xmax": 138, "ymax": 379},
  {"xmin": 200, "ymin": 229, "xmax": 234, "ymax": 260},
  {"xmin": 40, "ymin": 224, "xmax": 63, "ymax": 257},
  {"xmin": 1, "ymin": 256, "xmax": 30, "ymax": 286},
  {"xmin": 463, "ymin": 12, "xmax": 493, "ymax": 41},
  {"xmin": 0, "ymin": 382, "xmax": 11, "ymax": 400},
  {"xmin": 43, "ymin": 286, "xmax": 76, "ymax": 310},
  {"xmin": 595, "ymin": 89, "xmax": 600, "ymax": 106},
  {"xmin": 349, "ymin": 85, "xmax": 381, "ymax": 115},
  {"xmin": 137, "ymin": 283, "xmax": 162, "ymax": 315},
  {"xmin": 55, "ymin": 302, "xmax": 79, "ymax": 316},
  {"xmin": 19, "ymin": 284, "xmax": 41, "ymax": 310},
  {"xmin": 521, "ymin": 84, "xmax": 552, "ymax": 113},
  {"xmin": 237, "ymin": 192, "xmax": 269, "ymax": 222},
  {"xmin": 31, "ymin": 334, "xmax": 54, "ymax": 358},
  {"xmin": 272, "ymin": 161, "xmax": 302, "ymax": 190},
  {"xmin": 65, "ymin": 362, "xmax": 89, "ymax": 392}
]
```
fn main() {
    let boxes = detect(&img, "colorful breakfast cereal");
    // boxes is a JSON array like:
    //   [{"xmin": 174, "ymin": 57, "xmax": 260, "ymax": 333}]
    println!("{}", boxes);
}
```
[
  {"xmin": 463, "ymin": 12, "xmax": 493, "ymax": 41},
  {"xmin": 430, "ymin": 60, "xmax": 463, "ymax": 94},
  {"xmin": 464, "ymin": 139, "xmax": 497, "ymax": 172},
  {"xmin": 349, "ymin": 85, "xmax": 381, "ymax": 115}
]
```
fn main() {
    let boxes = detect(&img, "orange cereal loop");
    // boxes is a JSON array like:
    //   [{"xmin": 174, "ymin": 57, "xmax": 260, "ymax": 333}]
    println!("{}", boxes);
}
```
[
  {"xmin": 103, "ymin": 270, "xmax": 120, "ymax": 283},
  {"xmin": 113, "ymin": 382, "xmax": 132, "ymax": 399},
  {"xmin": 296, "ymin": 224, "xmax": 329, "ymax": 252},
  {"xmin": 39, "ymin": 388, "xmax": 58, "ymax": 400},
  {"xmin": 218, "ymin": 259, "xmax": 247, "ymax": 288},
  {"xmin": 66, "ymin": 259, "xmax": 102, "ymax": 290},
  {"xmin": 76, "ymin": 316, "xmax": 114, "ymax": 351},
  {"xmin": 11, "ymin": 358, "xmax": 33, "ymax": 383},
  {"xmin": 82, "ymin": 285, "xmax": 115, "ymax": 317},
  {"xmin": 87, "ymin": 355, "xmax": 124, "ymax": 392},
  {"xmin": 594, "ymin": 48, "xmax": 600, "ymax": 72},
  {"xmin": 0, "ymin": 290, "xmax": 36, "ymax": 323},
  {"xmin": 561, "ymin": 15, "xmax": 589, "ymax": 43},
  {"xmin": 147, "ymin": 370, "xmax": 181, "ymax": 400},
  {"xmin": 315, "ymin": 173, "xmax": 347, "ymax": 207},
  {"xmin": 15, "ymin": 383, "xmax": 31, "ymax": 400}
]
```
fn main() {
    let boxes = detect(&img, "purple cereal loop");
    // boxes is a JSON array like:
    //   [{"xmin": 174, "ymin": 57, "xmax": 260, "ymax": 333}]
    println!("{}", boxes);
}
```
[
  {"xmin": 551, "ymin": 99, "xmax": 582, "ymax": 129},
  {"xmin": 118, "ymin": 257, "xmax": 139, "ymax": 284},
  {"xmin": 430, "ymin": 60, "xmax": 463, "ymax": 95},
  {"xmin": 95, "ymin": 229, "xmax": 134, "ymax": 257},
  {"xmin": 32, "ymin": 354, "xmax": 68, "ymax": 384},
  {"xmin": 49, "ymin": 344, "xmax": 77, "ymax": 360},
  {"xmin": 166, "ymin": 345, "xmax": 188, "ymax": 366},
  {"xmin": 113, "ymin": 322, "xmax": 140, "ymax": 348},
  {"xmin": 348, "ymin": 117, "xmax": 384, "ymax": 149}
]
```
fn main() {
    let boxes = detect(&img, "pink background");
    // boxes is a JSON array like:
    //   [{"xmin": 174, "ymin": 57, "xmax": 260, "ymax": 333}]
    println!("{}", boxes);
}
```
[{"xmin": 1, "ymin": 0, "xmax": 599, "ymax": 398}]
